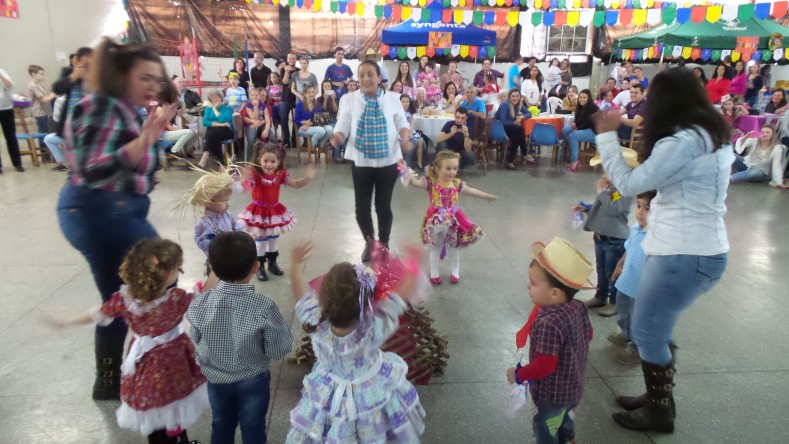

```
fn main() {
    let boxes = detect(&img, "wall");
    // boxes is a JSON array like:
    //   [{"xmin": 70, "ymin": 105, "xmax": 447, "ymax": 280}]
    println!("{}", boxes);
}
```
[{"xmin": 0, "ymin": 0, "xmax": 116, "ymax": 95}]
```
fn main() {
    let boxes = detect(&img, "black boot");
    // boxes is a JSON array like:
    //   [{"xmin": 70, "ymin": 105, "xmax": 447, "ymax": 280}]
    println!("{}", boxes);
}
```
[
  {"xmin": 147, "ymin": 429, "xmax": 199, "ymax": 444},
  {"xmin": 266, "ymin": 251, "xmax": 284, "ymax": 276},
  {"xmin": 92, "ymin": 331, "xmax": 125, "ymax": 400},
  {"xmin": 256, "ymin": 256, "xmax": 268, "ymax": 281},
  {"xmin": 615, "ymin": 342, "xmax": 678, "ymax": 417},
  {"xmin": 612, "ymin": 361, "xmax": 676, "ymax": 433}
]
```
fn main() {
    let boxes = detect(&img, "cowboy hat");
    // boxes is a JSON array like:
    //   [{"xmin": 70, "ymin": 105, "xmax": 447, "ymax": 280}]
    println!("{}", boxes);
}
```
[
  {"xmin": 589, "ymin": 147, "xmax": 640, "ymax": 168},
  {"xmin": 532, "ymin": 238, "xmax": 596, "ymax": 290},
  {"xmin": 365, "ymin": 48, "xmax": 380, "ymax": 56}
]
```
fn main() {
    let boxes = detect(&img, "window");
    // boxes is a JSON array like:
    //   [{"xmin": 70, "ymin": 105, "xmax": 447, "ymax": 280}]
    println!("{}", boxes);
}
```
[{"xmin": 547, "ymin": 25, "xmax": 589, "ymax": 54}]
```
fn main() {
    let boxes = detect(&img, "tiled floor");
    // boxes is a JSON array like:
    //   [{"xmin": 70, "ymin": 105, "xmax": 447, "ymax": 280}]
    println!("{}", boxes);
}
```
[{"xmin": 1, "ymin": 153, "xmax": 788, "ymax": 444}]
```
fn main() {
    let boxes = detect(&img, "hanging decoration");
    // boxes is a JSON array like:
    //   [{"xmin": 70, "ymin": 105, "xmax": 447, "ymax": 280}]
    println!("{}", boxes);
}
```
[
  {"xmin": 0, "ymin": 0, "xmax": 19, "ymax": 19},
  {"xmin": 384, "ymin": 44, "xmax": 498, "ymax": 59}
]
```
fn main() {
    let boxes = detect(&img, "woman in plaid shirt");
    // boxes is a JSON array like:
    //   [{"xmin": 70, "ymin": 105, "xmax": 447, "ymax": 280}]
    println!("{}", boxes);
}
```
[{"xmin": 56, "ymin": 38, "xmax": 177, "ymax": 401}]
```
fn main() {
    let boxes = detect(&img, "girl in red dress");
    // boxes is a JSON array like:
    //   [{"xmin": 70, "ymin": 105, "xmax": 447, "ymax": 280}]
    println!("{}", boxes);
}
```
[
  {"xmin": 49, "ymin": 239, "xmax": 211, "ymax": 444},
  {"xmin": 236, "ymin": 143, "xmax": 315, "ymax": 281}
]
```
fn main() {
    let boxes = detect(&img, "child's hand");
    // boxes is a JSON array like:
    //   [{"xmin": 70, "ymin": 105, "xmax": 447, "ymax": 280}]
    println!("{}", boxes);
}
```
[
  {"xmin": 484, "ymin": 194, "xmax": 498, "ymax": 203},
  {"xmin": 571, "ymin": 204, "xmax": 586, "ymax": 212},
  {"xmin": 290, "ymin": 241, "xmax": 313, "ymax": 266},
  {"xmin": 41, "ymin": 314, "xmax": 67, "ymax": 330},
  {"xmin": 611, "ymin": 266, "xmax": 623, "ymax": 282},
  {"xmin": 506, "ymin": 367, "xmax": 518, "ymax": 384},
  {"xmin": 304, "ymin": 162, "xmax": 316, "ymax": 180}
]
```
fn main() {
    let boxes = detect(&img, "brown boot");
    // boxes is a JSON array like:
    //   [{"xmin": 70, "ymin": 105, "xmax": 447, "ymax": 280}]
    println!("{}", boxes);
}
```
[
  {"xmin": 615, "ymin": 342, "xmax": 678, "ymax": 415},
  {"xmin": 612, "ymin": 361, "xmax": 676, "ymax": 433}
]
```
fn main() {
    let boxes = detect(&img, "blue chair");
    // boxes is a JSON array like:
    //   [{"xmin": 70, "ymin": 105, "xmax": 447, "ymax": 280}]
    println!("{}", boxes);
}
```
[
  {"xmin": 13, "ymin": 107, "xmax": 46, "ymax": 166},
  {"xmin": 528, "ymin": 123, "xmax": 562, "ymax": 169}
]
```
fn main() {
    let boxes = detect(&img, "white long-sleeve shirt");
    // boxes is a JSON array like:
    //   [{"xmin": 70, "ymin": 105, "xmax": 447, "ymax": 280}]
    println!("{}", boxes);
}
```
[
  {"xmin": 0, "ymin": 69, "xmax": 14, "ymax": 111},
  {"xmin": 334, "ymin": 89, "xmax": 409, "ymax": 167},
  {"xmin": 734, "ymin": 137, "xmax": 786, "ymax": 186},
  {"xmin": 520, "ymin": 79, "xmax": 542, "ymax": 107}
]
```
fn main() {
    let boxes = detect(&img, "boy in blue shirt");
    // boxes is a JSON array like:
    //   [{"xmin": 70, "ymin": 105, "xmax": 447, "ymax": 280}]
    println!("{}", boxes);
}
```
[
  {"xmin": 608, "ymin": 190, "xmax": 657, "ymax": 364},
  {"xmin": 324, "ymin": 47, "xmax": 353, "ymax": 100}
]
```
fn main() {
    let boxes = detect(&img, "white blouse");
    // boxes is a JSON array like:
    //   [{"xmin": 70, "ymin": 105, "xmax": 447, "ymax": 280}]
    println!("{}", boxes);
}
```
[{"xmin": 520, "ymin": 79, "xmax": 542, "ymax": 106}]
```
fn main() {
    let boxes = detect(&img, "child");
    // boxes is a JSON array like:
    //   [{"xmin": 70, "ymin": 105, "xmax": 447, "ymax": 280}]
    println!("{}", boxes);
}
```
[
  {"xmin": 236, "ymin": 143, "xmax": 315, "ymax": 281},
  {"xmin": 573, "ymin": 172, "xmax": 633, "ymax": 317},
  {"xmin": 241, "ymin": 87, "xmax": 273, "ymax": 163},
  {"xmin": 224, "ymin": 72, "xmax": 247, "ymax": 113},
  {"xmin": 50, "ymin": 239, "xmax": 210, "ymax": 444},
  {"xmin": 506, "ymin": 237, "xmax": 594, "ymax": 444},
  {"xmin": 187, "ymin": 231, "xmax": 293, "ymax": 444},
  {"xmin": 400, "ymin": 94, "xmax": 426, "ymax": 170},
  {"xmin": 286, "ymin": 241, "xmax": 426, "ymax": 442},
  {"xmin": 481, "ymin": 71, "xmax": 501, "ymax": 114},
  {"xmin": 27, "ymin": 65, "xmax": 56, "ymax": 142},
  {"xmin": 400, "ymin": 151, "xmax": 497, "ymax": 285},
  {"xmin": 267, "ymin": 71, "xmax": 283, "ymax": 130},
  {"xmin": 418, "ymin": 61, "xmax": 441, "ymax": 105},
  {"xmin": 608, "ymin": 190, "xmax": 656, "ymax": 365},
  {"xmin": 186, "ymin": 169, "xmax": 244, "ymax": 271}
]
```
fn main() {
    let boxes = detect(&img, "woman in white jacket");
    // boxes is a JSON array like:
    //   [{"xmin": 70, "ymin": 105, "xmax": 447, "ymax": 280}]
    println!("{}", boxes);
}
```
[
  {"xmin": 330, "ymin": 61, "xmax": 413, "ymax": 262},
  {"xmin": 520, "ymin": 66, "xmax": 543, "ymax": 108},
  {"xmin": 731, "ymin": 125, "xmax": 787, "ymax": 187}
]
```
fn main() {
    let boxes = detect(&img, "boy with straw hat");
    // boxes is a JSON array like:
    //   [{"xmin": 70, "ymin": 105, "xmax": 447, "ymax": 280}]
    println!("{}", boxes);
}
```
[{"xmin": 507, "ymin": 237, "xmax": 594, "ymax": 444}]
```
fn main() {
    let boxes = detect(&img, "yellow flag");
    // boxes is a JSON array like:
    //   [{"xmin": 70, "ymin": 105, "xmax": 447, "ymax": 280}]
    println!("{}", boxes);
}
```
[
  {"xmin": 313, "ymin": 0, "xmax": 321, "ymax": 11},
  {"xmin": 454, "ymin": 10, "xmax": 463, "ymax": 23},
  {"xmin": 418, "ymin": 0, "xmax": 427, "ymax": 6},
  {"xmin": 460, "ymin": 45, "xmax": 470, "ymax": 57},
  {"xmin": 356, "ymin": 3, "xmax": 365, "ymax": 16},
  {"xmin": 417, "ymin": 46, "xmax": 426, "ymax": 57},
  {"xmin": 633, "ymin": 9, "xmax": 646, "ymax": 26},
  {"xmin": 567, "ymin": 11, "xmax": 579, "ymax": 26},
  {"xmin": 706, "ymin": 5, "xmax": 721, "ymax": 23},
  {"xmin": 402, "ymin": 7, "xmax": 412, "ymax": 20},
  {"xmin": 682, "ymin": 47, "xmax": 692, "ymax": 59},
  {"xmin": 535, "ymin": 0, "xmax": 542, "ymax": 9},
  {"xmin": 731, "ymin": 50, "xmax": 741, "ymax": 62},
  {"xmin": 459, "ymin": 0, "xmax": 465, "ymax": 6},
  {"xmin": 507, "ymin": 11, "xmax": 519, "ymax": 27}
]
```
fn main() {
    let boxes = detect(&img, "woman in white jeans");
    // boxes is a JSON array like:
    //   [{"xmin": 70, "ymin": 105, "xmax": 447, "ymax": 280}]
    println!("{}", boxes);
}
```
[
  {"xmin": 159, "ymin": 101, "xmax": 196, "ymax": 157},
  {"xmin": 295, "ymin": 85, "xmax": 332, "ymax": 148}
]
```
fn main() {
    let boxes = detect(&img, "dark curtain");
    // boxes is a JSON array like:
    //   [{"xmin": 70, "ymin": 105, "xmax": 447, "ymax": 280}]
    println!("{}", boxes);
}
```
[{"xmin": 593, "ymin": 22, "xmax": 656, "ymax": 64}]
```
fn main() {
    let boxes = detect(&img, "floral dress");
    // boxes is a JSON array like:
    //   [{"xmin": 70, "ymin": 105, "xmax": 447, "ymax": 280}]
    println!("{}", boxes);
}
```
[
  {"xmin": 420, "ymin": 177, "xmax": 484, "ymax": 248},
  {"xmin": 418, "ymin": 71, "xmax": 442, "ymax": 104},
  {"xmin": 97, "ymin": 286, "xmax": 209, "ymax": 435},
  {"xmin": 237, "ymin": 169, "xmax": 296, "ymax": 238},
  {"xmin": 287, "ymin": 292, "xmax": 426, "ymax": 443}
]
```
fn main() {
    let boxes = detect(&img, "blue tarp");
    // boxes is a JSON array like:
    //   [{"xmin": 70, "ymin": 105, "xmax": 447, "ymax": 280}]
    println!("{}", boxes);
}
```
[{"xmin": 381, "ymin": 20, "xmax": 497, "ymax": 47}]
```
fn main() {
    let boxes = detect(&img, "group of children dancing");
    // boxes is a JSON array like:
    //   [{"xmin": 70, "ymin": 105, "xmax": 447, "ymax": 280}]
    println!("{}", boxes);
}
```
[{"xmin": 50, "ymin": 138, "xmax": 656, "ymax": 443}]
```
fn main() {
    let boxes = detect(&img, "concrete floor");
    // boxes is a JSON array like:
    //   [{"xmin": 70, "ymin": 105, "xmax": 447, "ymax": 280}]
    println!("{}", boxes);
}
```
[{"xmin": 1, "ymin": 152, "xmax": 788, "ymax": 444}]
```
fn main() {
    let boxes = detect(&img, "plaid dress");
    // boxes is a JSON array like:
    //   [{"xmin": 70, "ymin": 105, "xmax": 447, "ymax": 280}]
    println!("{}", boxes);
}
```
[{"xmin": 354, "ymin": 89, "xmax": 389, "ymax": 159}]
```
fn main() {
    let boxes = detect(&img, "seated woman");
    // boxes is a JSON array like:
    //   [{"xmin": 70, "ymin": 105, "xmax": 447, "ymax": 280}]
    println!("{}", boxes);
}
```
[
  {"xmin": 439, "ymin": 82, "xmax": 461, "ymax": 114},
  {"xmin": 494, "ymin": 89, "xmax": 531, "ymax": 171},
  {"xmin": 414, "ymin": 87, "xmax": 433, "ymax": 115},
  {"xmin": 318, "ymin": 79, "xmax": 341, "ymax": 161},
  {"xmin": 199, "ymin": 89, "xmax": 235, "ymax": 169},
  {"xmin": 560, "ymin": 85, "xmax": 579, "ymax": 114},
  {"xmin": 731, "ymin": 124, "xmax": 787, "ymax": 188},
  {"xmin": 241, "ymin": 87, "xmax": 274, "ymax": 162},
  {"xmin": 763, "ymin": 88, "xmax": 787, "ymax": 115},
  {"xmin": 561, "ymin": 88, "xmax": 599, "ymax": 172},
  {"xmin": 399, "ymin": 94, "xmax": 427, "ymax": 170},
  {"xmin": 159, "ymin": 99, "xmax": 197, "ymax": 158},
  {"xmin": 720, "ymin": 95, "xmax": 746, "ymax": 142},
  {"xmin": 295, "ymin": 84, "xmax": 332, "ymax": 150}
]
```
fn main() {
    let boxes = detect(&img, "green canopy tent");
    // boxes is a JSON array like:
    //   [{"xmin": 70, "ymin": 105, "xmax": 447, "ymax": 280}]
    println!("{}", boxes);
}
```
[{"xmin": 614, "ymin": 16, "xmax": 789, "ymax": 54}]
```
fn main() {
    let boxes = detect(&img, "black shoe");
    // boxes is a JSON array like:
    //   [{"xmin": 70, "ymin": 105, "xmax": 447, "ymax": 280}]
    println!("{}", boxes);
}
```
[
  {"xmin": 51, "ymin": 164, "xmax": 68, "ymax": 171},
  {"xmin": 361, "ymin": 243, "xmax": 371, "ymax": 263},
  {"xmin": 14, "ymin": 166, "xmax": 24, "ymax": 172},
  {"xmin": 0, "ymin": 167, "xmax": 3, "ymax": 174},
  {"xmin": 266, "ymin": 251, "xmax": 284, "ymax": 276},
  {"xmin": 256, "ymin": 256, "xmax": 269, "ymax": 281}
]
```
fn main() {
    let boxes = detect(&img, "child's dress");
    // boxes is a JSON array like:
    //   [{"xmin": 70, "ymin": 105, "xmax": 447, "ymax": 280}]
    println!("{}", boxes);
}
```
[
  {"xmin": 287, "ymin": 291, "xmax": 426, "ymax": 443},
  {"xmin": 237, "ymin": 170, "xmax": 296, "ymax": 238},
  {"xmin": 96, "ymin": 285, "xmax": 209, "ymax": 435},
  {"xmin": 418, "ymin": 71, "xmax": 442, "ymax": 104},
  {"xmin": 421, "ymin": 177, "xmax": 484, "ymax": 248}
]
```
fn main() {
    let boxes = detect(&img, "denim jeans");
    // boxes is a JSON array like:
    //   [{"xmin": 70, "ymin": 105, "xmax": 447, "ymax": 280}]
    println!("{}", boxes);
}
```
[
  {"xmin": 730, "ymin": 155, "xmax": 770, "ymax": 183},
  {"xmin": 43, "ymin": 133, "xmax": 65, "ymax": 163},
  {"xmin": 617, "ymin": 124, "xmax": 634, "ymax": 141},
  {"xmin": 244, "ymin": 125, "xmax": 276, "ymax": 163},
  {"xmin": 279, "ymin": 102, "xmax": 293, "ymax": 145},
  {"xmin": 532, "ymin": 402, "xmax": 575, "ymax": 444},
  {"xmin": 632, "ymin": 254, "xmax": 727, "ymax": 365},
  {"xmin": 161, "ymin": 128, "xmax": 196, "ymax": 155},
  {"xmin": 298, "ymin": 125, "xmax": 332, "ymax": 148},
  {"xmin": 207, "ymin": 371, "xmax": 271, "ymax": 444},
  {"xmin": 615, "ymin": 291, "xmax": 634, "ymax": 340},
  {"xmin": 57, "ymin": 184, "xmax": 159, "ymax": 339},
  {"xmin": 593, "ymin": 234, "xmax": 626, "ymax": 304},
  {"xmin": 561, "ymin": 126, "xmax": 596, "ymax": 163}
]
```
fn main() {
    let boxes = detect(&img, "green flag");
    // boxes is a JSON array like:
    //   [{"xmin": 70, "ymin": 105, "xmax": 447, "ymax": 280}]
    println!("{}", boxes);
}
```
[
  {"xmin": 531, "ymin": 12, "xmax": 542, "ymax": 27},
  {"xmin": 661, "ymin": 5, "xmax": 676, "ymax": 24},
  {"xmin": 738, "ymin": 3, "xmax": 754, "ymax": 22},
  {"xmin": 473, "ymin": 11, "xmax": 483, "ymax": 25},
  {"xmin": 398, "ymin": 47, "xmax": 407, "ymax": 59},
  {"xmin": 488, "ymin": 46, "xmax": 496, "ymax": 58},
  {"xmin": 593, "ymin": 10, "xmax": 605, "ymax": 27},
  {"xmin": 762, "ymin": 49, "xmax": 772, "ymax": 62}
]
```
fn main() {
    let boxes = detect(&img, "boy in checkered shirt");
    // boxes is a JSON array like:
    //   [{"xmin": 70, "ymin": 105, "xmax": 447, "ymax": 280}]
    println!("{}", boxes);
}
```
[
  {"xmin": 507, "ymin": 238, "xmax": 594, "ymax": 444},
  {"xmin": 187, "ymin": 231, "xmax": 293, "ymax": 443}
]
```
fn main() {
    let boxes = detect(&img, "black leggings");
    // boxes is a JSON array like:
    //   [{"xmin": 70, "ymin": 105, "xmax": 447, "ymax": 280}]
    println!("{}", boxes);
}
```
[
  {"xmin": 351, "ymin": 163, "xmax": 399, "ymax": 245},
  {"xmin": 205, "ymin": 126, "xmax": 235, "ymax": 160},
  {"xmin": 0, "ymin": 109, "xmax": 22, "ymax": 168},
  {"xmin": 503, "ymin": 123, "xmax": 528, "ymax": 163}
]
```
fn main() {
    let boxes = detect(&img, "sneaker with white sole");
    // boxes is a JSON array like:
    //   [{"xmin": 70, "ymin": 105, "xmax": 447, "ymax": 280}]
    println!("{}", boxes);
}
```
[
  {"xmin": 607, "ymin": 331, "xmax": 629, "ymax": 346},
  {"xmin": 598, "ymin": 303, "xmax": 618, "ymax": 317},
  {"xmin": 616, "ymin": 342, "xmax": 642, "ymax": 365}
]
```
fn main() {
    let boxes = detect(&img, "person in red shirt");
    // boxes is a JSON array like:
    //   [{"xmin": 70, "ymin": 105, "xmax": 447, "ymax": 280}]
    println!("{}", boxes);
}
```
[{"xmin": 706, "ymin": 63, "xmax": 731, "ymax": 104}]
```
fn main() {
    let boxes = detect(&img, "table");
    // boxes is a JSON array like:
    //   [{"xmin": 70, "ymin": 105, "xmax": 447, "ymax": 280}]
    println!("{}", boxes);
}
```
[
  {"xmin": 736, "ymin": 114, "xmax": 768, "ymax": 134},
  {"xmin": 521, "ymin": 114, "xmax": 568, "ymax": 137},
  {"xmin": 413, "ymin": 114, "xmax": 454, "ymax": 144}
]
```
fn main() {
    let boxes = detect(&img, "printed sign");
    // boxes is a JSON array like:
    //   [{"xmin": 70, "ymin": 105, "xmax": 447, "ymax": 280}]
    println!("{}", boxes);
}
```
[
  {"xmin": 0, "ymin": 0, "xmax": 19, "ymax": 19},
  {"xmin": 428, "ymin": 32, "xmax": 452, "ymax": 49}
]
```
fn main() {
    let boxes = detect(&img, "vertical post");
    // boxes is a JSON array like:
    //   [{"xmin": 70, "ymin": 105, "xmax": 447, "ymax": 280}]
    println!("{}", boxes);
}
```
[{"xmin": 279, "ymin": 5, "xmax": 292, "ymax": 57}]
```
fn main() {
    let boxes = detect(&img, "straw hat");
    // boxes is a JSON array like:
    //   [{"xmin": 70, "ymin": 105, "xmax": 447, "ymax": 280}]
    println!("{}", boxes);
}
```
[
  {"xmin": 532, "ymin": 238, "xmax": 596, "ymax": 290},
  {"xmin": 589, "ymin": 147, "xmax": 640, "ymax": 168},
  {"xmin": 365, "ymin": 48, "xmax": 381, "ymax": 60}
]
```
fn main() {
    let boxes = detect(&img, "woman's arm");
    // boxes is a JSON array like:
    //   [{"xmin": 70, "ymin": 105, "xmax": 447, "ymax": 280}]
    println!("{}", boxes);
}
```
[
  {"xmin": 291, "ymin": 81, "xmax": 304, "ymax": 102},
  {"xmin": 263, "ymin": 107, "xmax": 272, "ymax": 136},
  {"xmin": 770, "ymin": 145, "xmax": 786, "ymax": 187}
]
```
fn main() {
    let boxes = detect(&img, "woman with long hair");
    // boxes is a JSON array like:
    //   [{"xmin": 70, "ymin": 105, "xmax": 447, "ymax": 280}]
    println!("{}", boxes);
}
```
[
  {"xmin": 396, "ymin": 61, "xmax": 416, "ymax": 98},
  {"xmin": 744, "ymin": 63, "xmax": 764, "ymax": 108},
  {"xmin": 561, "ymin": 88, "xmax": 598, "ymax": 171},
  {"xmin": 440, "ymin": 81, "xmax": 460, "ymax": 113},
  {"xmin": 706, "ymin": 63, "xmax": 731, "ymax": 104},
  {"xmin": 692, "ymin": 67, "xmax": 707, "ymax": 87},
  {"xmin": 729, "ymin": 60, "xmax": 747, "ymax": 102},
  {"xmin": 520, "ymin": 65, "xmax": 543, "ymax": 108},
  {"xmin": 229, "ymin": 57, "xmax": 250, "ymax": 92},
  {"xmin": 494, "ymin": 89, "xmax": 530, "ymax": 170},
  {"xmin": 731, "ymin": 124, "xmax": 787, "ymax": 187},
  {"xmin": 763, "ymin": 88, "xmax": 787, "ymax": 115},
  {"xmin": 592, "ymin": 67, "xmax": 733, "ymax": 434}
]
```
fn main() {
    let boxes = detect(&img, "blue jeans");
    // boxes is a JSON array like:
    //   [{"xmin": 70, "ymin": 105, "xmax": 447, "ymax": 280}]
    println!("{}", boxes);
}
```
[
  {"xmin": 616, "ymin": 291, "xmax": 634, "ymax": 340},
  {"xmin": 57, "ymin": 184, "xmax": 158, "ymax": 339},
  {"xmin": 632, "ymin": 254, "xmax": 727, "ymax": 365},
  {"xmin": 207, "ymin": 371, "xmax": 271, "ymax": 444},
  {"xmin": 298, "ymin": 125, "xmax": 333, "ymax": 148},
  {"xmin": 593, "ymin": 234, "xmax": 626, "ymax": 304},
  {"xmin": 730, "ymin": 155, "xmax": 770, "ymax": 183},
  {"xmin": 561, "ymin": 126, "xmax": 596, "ymax": 163},
  {"xmin": 279, "ymin": 102, "xmax": 293, "ymax": 145},
  {"xmin": 533, "ymin": 402, "xmax": 575, "ymax": 444},
  {"xmin": 43, "ymin": 133, "xmax": 65, "ymax": 162}
]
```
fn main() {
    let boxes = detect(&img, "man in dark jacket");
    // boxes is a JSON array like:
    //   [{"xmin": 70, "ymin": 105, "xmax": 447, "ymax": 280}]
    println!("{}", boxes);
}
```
[{"xmin": 52, "ymin": 47, "xmax": 92, "ymax": 137}]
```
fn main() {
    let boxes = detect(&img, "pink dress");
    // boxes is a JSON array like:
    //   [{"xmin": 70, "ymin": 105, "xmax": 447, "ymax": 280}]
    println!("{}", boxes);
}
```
[
  {"xmin": 420, "ymin": 177, "xmax": 484, "ymax": 248},
  {"xmin": 418, "ymin": 71, "xmax": 442, "ymax": 104}
]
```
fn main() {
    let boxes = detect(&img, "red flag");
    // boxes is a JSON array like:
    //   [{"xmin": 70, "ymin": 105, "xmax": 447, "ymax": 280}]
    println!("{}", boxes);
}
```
[
  {"xmin": 619, "ymin": 9, "xmax": 633, "ymax": 26},
  {"xmin": 554, "ymin": 11, "xmax": 567, "ymax": 26},
  {"xmin": 691, "ymin": 5, "xmax": 706, "ymax": 24}
]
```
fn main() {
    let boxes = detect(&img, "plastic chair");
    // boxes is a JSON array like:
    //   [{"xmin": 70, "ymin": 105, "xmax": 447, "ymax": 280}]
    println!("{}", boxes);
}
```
[
  {"xmin": 486, "ymin": 118, "xmax": 509, "ymax": 168},
  {"xmin": 528, "ymin": 123, "xmax": 561, "ymax": 168},
  {"xmin": 546, "ymin": 97, "xmax": 563, "ymax": 114}
]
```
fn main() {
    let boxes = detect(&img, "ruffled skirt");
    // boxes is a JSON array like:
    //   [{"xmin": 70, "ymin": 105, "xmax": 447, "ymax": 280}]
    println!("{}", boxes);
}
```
[
  {"xmin": 117, "ymin": 383, "xmax": 209, "ymax": 435},
  {"xmin": 286, "ymin": 352, "xmax": 425, "ymax": 443},
  {"xmin": 421, "ymin": 209, "xmax": 483, "ymax": 248},
  {"xmin": 238, "ymin": 202, "xmax": 296, "ymax": 238}
]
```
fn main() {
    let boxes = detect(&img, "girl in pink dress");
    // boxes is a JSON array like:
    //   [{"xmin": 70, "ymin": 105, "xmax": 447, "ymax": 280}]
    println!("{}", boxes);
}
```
[
  {"xmin": 236, "ymin": 143, "xmax": 315, "ymax": 281},
  {"xmin": 400, "ymin": 151, "xmax": 497, "ymax": 285},
  {"xmin": 417, "ymin": 61, "xmax": 442, "ymax": 105},
  {"xmin": 49, "ymin": 239, "xmax": 211, "ymax": 444}
]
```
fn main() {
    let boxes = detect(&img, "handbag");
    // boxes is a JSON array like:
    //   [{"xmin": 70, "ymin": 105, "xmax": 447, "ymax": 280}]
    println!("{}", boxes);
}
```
[{"xmin": 311, "ymin": 112, "xmax": 331, "ymax": 126}]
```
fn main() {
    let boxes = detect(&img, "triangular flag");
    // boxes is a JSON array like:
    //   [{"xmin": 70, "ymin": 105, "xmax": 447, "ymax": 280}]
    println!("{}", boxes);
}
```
[
  {"xmin": 474, "ymin": 10, "xmax": 484, "ymax": 25},
  {"xmin": 464, "ymin": 10, "xmax": 474, "ymax": 25},
  {"xmin": 730, "ymin": 50, "xmax": 740, "ymax": 62},
  {"xmin": 691, "ymin": 47, "xmax": 702, "ymax": 60},
  {"xmin": 411, "ymin": 7, "xmax": 421, "ymax": 21},
  {"xmin": 633, "ymin": 9, "xmax": 646, "ymax": 26},
  {"xmin": 520, "ymin": 11, "xmax": 531, "ymax": 26},
  {"xmin": 593, "ymin": 10, "xmax": 605, "ymax": 27},
  {"xmin": 451, "ymin": 44, "xmax": 461, "ymax": 57},
  {"xmin": 442, "ymin": 9, "xmax": 451, "ymax": 23},
  {"xmin": 774, "ymin": 48, "xmax": 785, "ymax": 60},
  {"xmin": 484, "ymin": 11, "xmax": 495, "ymax": 25},
  {"xmin": 701, "ymin": 48, "xmax": 712, "ymax": 61},
  {"xmin": 507, "ymin": 11, "xmax": 519, "ymax": 27},
  {"xmin": 672, "ymin": 45, "xmax": 683, "ymax": 58},
  {"xmin": 567, "ymin": 11, "xmax": 580, "ymax": 26},
  {"xmin": 662, "ymin": 5, "xmax": 676, "ymax": 24},
  {"xmin": 676, "ymin": 8, "xmax": 691, "ymax": 24},
  {"xmin": 454, "ymin": 10, "xmax": 463, "ymax": 24},
  {"xmin": 646, "ymin": 8, "xmax": 661, "ymax": 25},
  {"xmin": 554, "ymin": 11, "xmax": 567, "ymax": 26},
  {"xmin": 605, "ymin": 10, "xmax": 618, "ymax": 26},
  {"xmin": 705, "ymin": 5, "xmax": 721, "ymax": 23},
  {"xmin": 690, "ymin": 5, "xmax": 706, "ymax": 24},
  {"xmin": 754, "ymin": 2, "xmax": 770, "ymax": 20},
  {"xmin": 401, "ymin": 6, "xmax": 412, "ymax": 19},
  {"xmin": 407, "ymin": 47, "xmax": 417, "ymax": 59},
  {"xmin": 398, "ymin": 47, "xmax": 407, "ymax": 59},
  {"xmin": 532, "ymin": 11, "xmax": 543, "ymax": 26},
  {"xmin": 495, "ymin": 10, "xmax": 508, "ymax": 25},
  {"xmin": 738, "ymin": 3, "xmax": 753, "ymax": 21},
  {"xmin": 619, "ymin": 9, "xmax": 633, "ymax": 26},
  {"xmin": 479, "ymin": 46, "xmax": 488, "ymax": 58},
  {"xmin": 721, "ymin": 4, "xmax": 737, "ymax": 21},
  {"xmin": 469, "ymin": 46, "xmax": 479, "ymax": 58},
  {"xmin": 488, "ymin": 46, "xmax": 496, "ymax": 58},
  {"xmin": 579, "ymin": 9, "xmax": 594, "ymax": 26},
  {"xmin": 762, "ymin": 49, "xmax": 772, "ymax": 62},
  {"xmin": 460, "ymin": 45, "xmax": 470, "ymax": 58},
  {"xmin": 711, "ymin": 49, "xmax": 722, "ymax": 62},
  {"xmin": 416, "ymin": 46, "xmax": 426, "ymax": 58},
  {"xmin": 771, "ymin": 1, "xmax": 788, "ymax": 19},
  {"xmin": 426, "ymin": 46, "xmax": 436, "ymax": 57}
]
